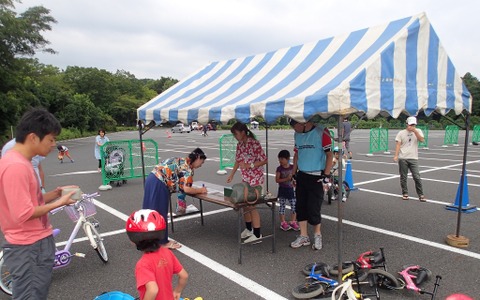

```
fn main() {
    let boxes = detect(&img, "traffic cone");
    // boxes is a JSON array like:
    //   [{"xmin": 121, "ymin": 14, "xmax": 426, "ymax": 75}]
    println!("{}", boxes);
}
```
[
  {"xmin": 446, "ymin": 172, "xmax": 477, "ymax": 213},
  {"xmin": 344, "ymin": 160, "xmax": 358, "ymax": 191}
]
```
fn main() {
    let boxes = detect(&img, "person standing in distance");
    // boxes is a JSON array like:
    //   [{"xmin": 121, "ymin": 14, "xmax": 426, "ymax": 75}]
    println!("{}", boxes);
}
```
[
  {"xmin": 95, "ymin": 129, "xmax": 109, "ymax": 172},
  {"xmin": 393, "ymin": 116, "xmax": 426, "ymax": 201},
  {"xmin": 289, "ymin": 118, "xmax": 333, "ymax": 250}
]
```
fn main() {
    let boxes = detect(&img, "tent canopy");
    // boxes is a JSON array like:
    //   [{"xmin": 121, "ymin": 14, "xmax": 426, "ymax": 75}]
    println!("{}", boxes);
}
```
[{"xmin": 137, "ymin": 12, "xmax": 471, "ymax": 125}]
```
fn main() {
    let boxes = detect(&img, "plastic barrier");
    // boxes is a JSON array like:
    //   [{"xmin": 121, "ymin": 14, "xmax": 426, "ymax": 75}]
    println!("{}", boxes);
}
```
[
  {"xmin": 367, "ymin": 128, "xmax": 390, "ymax": 156},
  {"xmin": 217, "ymin": 134, "xmax": 237, "ymax": 175},
  {"xmin": 99, "ymin": 139, "xmax": 159, "ymax": 189},
  {"xmin": 472, "ymin": 124, "xmax": 480, "ymax": 145},
  {"xmin": 416, "ymin": 125, "xmax": 429, "ymax": 149},
  {"xmin": 443, "ymin": 125, "xmax": 459, "ymax": 147}
]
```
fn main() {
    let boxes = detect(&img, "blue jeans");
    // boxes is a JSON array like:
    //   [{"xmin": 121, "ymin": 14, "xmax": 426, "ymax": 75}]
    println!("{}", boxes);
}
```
[{"xmin": 398, "ymin": 159, "xmax": 424, "ymax": 196}]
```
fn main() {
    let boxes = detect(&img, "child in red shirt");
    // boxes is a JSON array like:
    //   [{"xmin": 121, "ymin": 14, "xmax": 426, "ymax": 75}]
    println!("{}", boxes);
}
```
[{"xmin": 126, "ymin": 209, "xmax": 188, "ymax": 300}]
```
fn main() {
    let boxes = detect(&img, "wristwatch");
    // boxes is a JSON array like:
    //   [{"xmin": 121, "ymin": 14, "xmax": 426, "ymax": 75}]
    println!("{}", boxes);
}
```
[{"xmin": 250, "ymin": 162, "xmax": 255, "ymax": 169}]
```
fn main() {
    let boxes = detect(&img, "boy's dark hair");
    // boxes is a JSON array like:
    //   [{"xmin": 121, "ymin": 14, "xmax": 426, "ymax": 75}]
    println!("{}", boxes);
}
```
[
  {"xmin": 278, "ymin": 149, "xmax": 290, "ymax": 160},
  {"xmin": 135, "ymin": 239, "xmax": 162, "ymax": 253},
  {"xmin": 15, "ymin": 107, "xmax": 61, "ymax": 143},
  {"xmin": 57, "ymin": 145, "xmax": 63, "ymax": 151}
]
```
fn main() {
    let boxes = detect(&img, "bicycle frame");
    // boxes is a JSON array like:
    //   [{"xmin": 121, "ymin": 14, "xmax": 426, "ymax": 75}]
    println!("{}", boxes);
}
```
[
  {"xmin": 398, "ymin": 265, "xmax": 442, "ymax": 298},
  {"xmin": 50, "ymin": 192, "xmax": 100, "ymax": 269}
]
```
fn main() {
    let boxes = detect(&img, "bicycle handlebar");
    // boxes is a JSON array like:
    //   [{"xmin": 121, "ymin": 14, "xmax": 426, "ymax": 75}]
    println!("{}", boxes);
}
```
[{"xmin": 50, "ymin": 192, "xmax": 100, "ymax": 214}]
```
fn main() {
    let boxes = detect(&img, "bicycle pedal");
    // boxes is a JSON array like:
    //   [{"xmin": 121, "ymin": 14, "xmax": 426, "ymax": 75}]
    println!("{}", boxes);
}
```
[{"xmin": 75, "ymin": 252, "xmax": 86, "ymax": 258}]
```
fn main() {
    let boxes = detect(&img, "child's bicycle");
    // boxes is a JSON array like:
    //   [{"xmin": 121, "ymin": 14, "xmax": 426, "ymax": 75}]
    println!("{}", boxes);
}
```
[
  {"xmin": 385, "ymin": 265, "xmax": 442, "ymax": 299},
  {"xmin": 0, "ymin": 192, "xmax": 108, "ymax": 296},
  {"xmin": 292, "ymin": 262, "xmax": 343, "ymax": 299},
  {"xmin": 326, "ymin": 173, "xmax": 350, "ymax": 204}
]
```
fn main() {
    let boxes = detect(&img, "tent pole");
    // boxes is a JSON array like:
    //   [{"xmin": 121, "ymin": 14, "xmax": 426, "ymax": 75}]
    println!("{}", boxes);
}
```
[
  {"xmin": 336, "ymin": 115, "xmax": 344, "ymax": 283},
  {"xmin": 265, "ymin": 124, "xmax": 269, "ymax": 193},
  {"xmin": 455, "ymin": 113, "xmax": 470, "ymax": 236},
  {"xmin": 138, "ymin": 120, "xmax": 147, "ymax": 188}
]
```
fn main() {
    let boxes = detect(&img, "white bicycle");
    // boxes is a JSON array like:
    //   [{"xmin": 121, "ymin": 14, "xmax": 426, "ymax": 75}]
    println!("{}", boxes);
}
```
[{"xmin": 0, "ymin": 192, "xmax": 108, "ymax": 296}]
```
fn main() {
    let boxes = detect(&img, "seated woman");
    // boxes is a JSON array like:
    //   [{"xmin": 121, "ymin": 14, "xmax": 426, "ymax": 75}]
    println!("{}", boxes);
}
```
[{"xmin": 142, "ymin": 148, "xmax": 208, "ymax": 249}]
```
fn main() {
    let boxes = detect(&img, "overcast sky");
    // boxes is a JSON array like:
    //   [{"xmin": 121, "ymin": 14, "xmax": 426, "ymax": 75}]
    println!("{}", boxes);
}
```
[{"xmin": 16, "ymin": 0, "xmax": 479, "ymax": 80}]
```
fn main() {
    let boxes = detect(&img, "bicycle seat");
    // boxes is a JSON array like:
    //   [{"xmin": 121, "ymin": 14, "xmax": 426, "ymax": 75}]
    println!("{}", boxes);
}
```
[
  {"xmin": 371, "ymin": 251, "xmax": 384, "ymax": 264},
  {"xmin": 414, "ymin": 268, "xmax": 431, "ymax": 285}
]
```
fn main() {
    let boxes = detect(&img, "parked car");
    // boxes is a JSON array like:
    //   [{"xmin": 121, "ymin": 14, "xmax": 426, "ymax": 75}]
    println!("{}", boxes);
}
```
[
  {"xmin": 190, "ymin": 122, "xmax": 199, "ymax": 130},
  {"xmin": 171, "ymin": 123, "xmax": 191, "ymax": 133}
]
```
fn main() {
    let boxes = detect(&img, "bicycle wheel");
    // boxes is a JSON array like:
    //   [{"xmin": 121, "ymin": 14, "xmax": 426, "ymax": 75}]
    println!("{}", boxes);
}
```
[
  {"xmin": 0, "ymin": 252, "xmax": 13, "ymax": 296},
  {"xmin": 302, "ymin": 262, "xmax": 329, "ymax": 276},
  {"xmin": 329, "ymin": 262, "xmax": 354, "ymax": 275},
  {"xmin": 292, "ymin": 278, "xmax": 325, "ymax": 299},
  {"xmin": 84, "ymin": 222, "xmax": 109, "ymax": 262},
  {"xmin": 343, "ymin": 181, "xmax": 350, "ymax": 200},
  {"xmin": 327, "ymin": 187, "xmax": 334, "ymax": 205},
  {"xmin": 366, "ymin": 269, "xmax": 402, "ymax": 289}
]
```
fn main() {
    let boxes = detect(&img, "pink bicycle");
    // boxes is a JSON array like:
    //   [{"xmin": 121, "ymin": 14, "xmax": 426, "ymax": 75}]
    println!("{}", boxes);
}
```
[
  {"xmin": 0, "ymin": 192, "xmax": 108, "ymax": 295},
  {"xmin": 394, "ymin": 265, "xmax": 442, "ymax": 299}
]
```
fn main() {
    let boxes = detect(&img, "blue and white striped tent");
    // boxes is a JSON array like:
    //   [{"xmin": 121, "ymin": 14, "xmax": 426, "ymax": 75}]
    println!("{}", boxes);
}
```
[{"xmin": 137, "ymin": 12, "xmax": 471, "ymax": 125}]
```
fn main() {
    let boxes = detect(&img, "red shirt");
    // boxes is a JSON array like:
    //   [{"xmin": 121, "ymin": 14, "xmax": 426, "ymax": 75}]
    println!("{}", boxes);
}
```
[
  {"xmin": 135, "ymin": 247, "xmax": 183, "ymax": 300},
  {"xmin": 0, "ymin": 150, "xmax": 51, "ymax": 244}
]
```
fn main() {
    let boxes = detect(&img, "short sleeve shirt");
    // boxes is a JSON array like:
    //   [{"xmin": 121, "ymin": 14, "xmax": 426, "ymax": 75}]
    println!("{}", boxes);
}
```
[
  {"xmin": 235, "ymin": 137, "xmax": 267, "ymax": 187},
  {"xmin": 0, "ymin": 150, "xmax": 51, "ymax": 245},
  {"xmin": 395, "ymin": 128, "xmax": 424, "ymax": 160},
  {"xmin": 152, "ymin": 157, "xmax": 194, "ymax": 200},
  {"xmin": 135, "ymin": 247, "xmax": 183, "ymax": 300}
]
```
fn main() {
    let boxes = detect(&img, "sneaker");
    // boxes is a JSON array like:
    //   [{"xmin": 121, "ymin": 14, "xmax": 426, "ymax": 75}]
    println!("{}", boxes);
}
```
[
  {"xmin": 289, "ymin": 221, "xmax": 300, "ymax": 231},
  {"xmin": 60, "ymin": 160, "xmax": 63, "ymax": 164},
  {"xmin": 241, "ymin": 228, "xmax": 253, "ymax": 239},
  {"xmin": 312, "ymin": 234, "xmax": 323, "ymax": 250},
  {"xmin": 280, "ymin": 221, "xmax": 291, "ymax": 231},
  {"xmin": 290, "ymin": 235, "xmax": 310, "ymax": 248},
  {"xmin": 244, "ymin": 234, "xmax": 262, "ymax": 244},
  {"xmin": 342, "ymin": 195, "xmax": 347, "ymax": 202},
  {"xmin": 71, "ymin": 160, "xmax": 74, "ymax": 163}
]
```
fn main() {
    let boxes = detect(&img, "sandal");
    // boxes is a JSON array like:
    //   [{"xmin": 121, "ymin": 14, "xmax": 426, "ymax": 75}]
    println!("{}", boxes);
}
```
[
  {"xmin": 165, "ymin": 240, "xmax": 182, "ymax": 250},
  {"xmin": 402, "ymin": 195, "xmax": 409, "ymax": 200},
  {"xmin": 419, "ymin": 195, "xmax": 426, "ymax": 202}
]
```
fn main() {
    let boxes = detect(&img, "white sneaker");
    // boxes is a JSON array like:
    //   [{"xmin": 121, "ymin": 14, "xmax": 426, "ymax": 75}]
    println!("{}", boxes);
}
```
[
  {"xmin": 244, "ymin": 234, "xmax": 262, "ymax": 244},
  {"xmin": 241, "ymin": 228, "xmax": 253, "ymax": 239}
]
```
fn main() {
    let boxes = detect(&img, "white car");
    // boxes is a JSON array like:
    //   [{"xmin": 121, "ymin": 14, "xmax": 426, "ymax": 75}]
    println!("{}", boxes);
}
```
[
  {"xmin": 171, "ymin": 124, "xmax": 191, "ymax": 133},
  {"xmin": 190, "ymin": 122, "xmax": 199, "ymax": 130}
]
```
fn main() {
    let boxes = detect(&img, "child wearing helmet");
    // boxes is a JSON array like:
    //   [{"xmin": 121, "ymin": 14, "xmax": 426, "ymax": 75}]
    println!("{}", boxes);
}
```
[{"xmin": 126, "ymin": 209, "xmax": 188, "ymax": 300}]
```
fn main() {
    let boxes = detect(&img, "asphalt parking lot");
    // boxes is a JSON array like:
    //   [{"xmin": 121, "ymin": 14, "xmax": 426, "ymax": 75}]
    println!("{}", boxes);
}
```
[{"xmin": 1, "ymin": 127, "xmax": 479, "ymax": 299}]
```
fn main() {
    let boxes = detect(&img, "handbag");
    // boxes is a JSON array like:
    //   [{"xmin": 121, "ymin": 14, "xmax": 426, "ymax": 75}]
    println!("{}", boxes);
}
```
[{"xmin": 229, "ymin": 182, "xmax": 263, "ymax": 205}]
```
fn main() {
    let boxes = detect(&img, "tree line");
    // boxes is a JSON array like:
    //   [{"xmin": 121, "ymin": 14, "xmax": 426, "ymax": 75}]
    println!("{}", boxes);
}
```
[{"xmin": 1, "ymin": 0, "xmax": 480, "ymax": 146}]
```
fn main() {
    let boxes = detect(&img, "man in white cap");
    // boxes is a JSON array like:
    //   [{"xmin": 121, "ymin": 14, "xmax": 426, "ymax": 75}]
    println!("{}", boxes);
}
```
[{"xmin": 393, "ymin": 116, "xmax": 426, "ymax": 201}]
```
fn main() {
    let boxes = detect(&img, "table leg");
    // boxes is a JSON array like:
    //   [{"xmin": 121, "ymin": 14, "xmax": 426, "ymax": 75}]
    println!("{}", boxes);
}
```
[
  {"xmin": 271, "ymin": 201, "xmax": 276, "ymax": 253},
  {"xmin": 200, "ymin": 199, "xmax": 204, "ymax": 226},
  {"xmin": 238, "ymin": 209, "xmax": 242, "ymax": 264},
  {"xmin": 169, "ymin": 193, "xmax": 174, "ymax": 233}
]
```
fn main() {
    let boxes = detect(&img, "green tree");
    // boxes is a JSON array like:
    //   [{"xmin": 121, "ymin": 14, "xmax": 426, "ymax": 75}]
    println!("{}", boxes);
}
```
[
  {"xmin": 463, "ymin": 72, "xmax": 480, "ymax": 116},
  {"xmin": 0, "ymin": 0, "xmax": 56, "ymax": 140}
]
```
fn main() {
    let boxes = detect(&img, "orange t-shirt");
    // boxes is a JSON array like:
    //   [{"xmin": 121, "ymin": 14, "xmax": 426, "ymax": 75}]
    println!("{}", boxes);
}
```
[{"xmin": 0, "ymin": 150, "xmax": 52, "ymax": 245}]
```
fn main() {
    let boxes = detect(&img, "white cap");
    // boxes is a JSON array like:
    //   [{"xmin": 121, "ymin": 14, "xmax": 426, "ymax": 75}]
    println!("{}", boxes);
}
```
[{"xmin": 407, "ymin": 116, "xmax": 417, "ymax": 125}]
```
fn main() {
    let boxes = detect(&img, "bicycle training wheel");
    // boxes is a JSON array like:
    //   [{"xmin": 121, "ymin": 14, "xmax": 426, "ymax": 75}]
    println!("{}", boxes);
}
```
[
  {"xmin": 84, "ymin": 222, "xmax": 109, "ymax": 262},
  {"xmin": 329, "ymin": 262, "xmax": 354, "ymax": 275},
  {"xmin": 292, "ymin": 278, "xmax": 325, "ymax": 299},
  {"xmin": 366, "ymin": 269, "xmax": 402, "ymax": 290},
  {"xmin": 302, "ymin": 262, "xmax": 329, "ymax": 276},
  {"xmin": 0, "ymin": 252, "xmax": 13, "ymax": 296}
]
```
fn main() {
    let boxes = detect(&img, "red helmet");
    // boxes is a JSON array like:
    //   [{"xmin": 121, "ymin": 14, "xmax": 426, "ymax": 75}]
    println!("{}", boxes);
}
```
[{"xmin": 126, "ymin": 209, "xmax": 166, "ymax": 244}]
